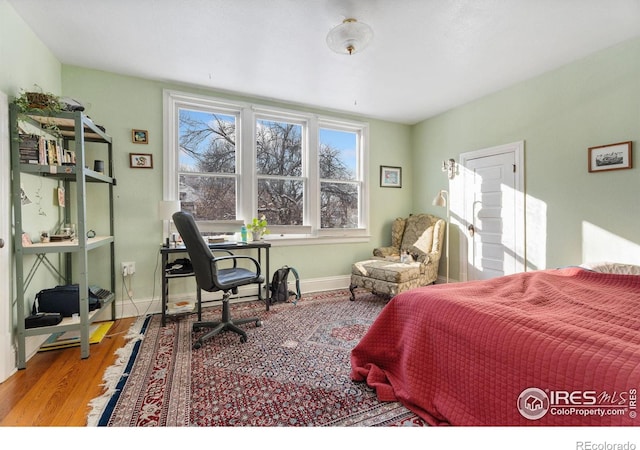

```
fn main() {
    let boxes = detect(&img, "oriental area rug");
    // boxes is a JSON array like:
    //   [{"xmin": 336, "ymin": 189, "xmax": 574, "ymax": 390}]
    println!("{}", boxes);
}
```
[{"xmin": 87, "ymin": 290, "xmax": 426, "ymax": 427}]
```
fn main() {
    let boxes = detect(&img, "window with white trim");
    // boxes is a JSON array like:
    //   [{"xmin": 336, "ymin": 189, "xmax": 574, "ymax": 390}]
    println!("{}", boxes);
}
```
[{"xmin": 163, "ymin": 90, "xmax": 369, "ymax": 241}]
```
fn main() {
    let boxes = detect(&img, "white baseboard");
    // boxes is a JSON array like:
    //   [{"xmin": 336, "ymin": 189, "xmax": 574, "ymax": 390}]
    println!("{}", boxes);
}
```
[{"xmin": 116, "ymin": 275, "xmax": 352, "ymax": 319}]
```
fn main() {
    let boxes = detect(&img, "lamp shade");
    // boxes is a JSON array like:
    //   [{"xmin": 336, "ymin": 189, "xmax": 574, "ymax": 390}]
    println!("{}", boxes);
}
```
[
  {"xmin": 432, "ymin": 190, "xmax": 447, "ymax": 207},
  {"xmin": 158, "ymin": 200, "xmax": 181, "ymax": 221},
  {"xmin": 326, "ymin": 18, "xmax": 373, "ymax": 55}
]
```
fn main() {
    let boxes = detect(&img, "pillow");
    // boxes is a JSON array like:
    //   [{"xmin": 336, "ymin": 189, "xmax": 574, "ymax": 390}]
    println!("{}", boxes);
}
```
[
  {"xmin": 580, "ymin": 261, "xmax": 640, "ymax": 275},
  {"xmin": 400, "ymin": 215, "xmax": 434, "ymax": 260}
]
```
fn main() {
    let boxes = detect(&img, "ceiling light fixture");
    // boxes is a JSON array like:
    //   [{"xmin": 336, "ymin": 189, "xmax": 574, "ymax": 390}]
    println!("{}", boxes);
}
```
[{"xmin": 326, "ymin": 18, "xmax": 373, "ymax": 55}]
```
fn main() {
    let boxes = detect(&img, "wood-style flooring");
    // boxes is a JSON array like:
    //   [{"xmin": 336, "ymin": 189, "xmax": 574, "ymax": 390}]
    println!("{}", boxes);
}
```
[{"xmin": 0, "ymin": 317, "xmax": 135, "ymax": 426}]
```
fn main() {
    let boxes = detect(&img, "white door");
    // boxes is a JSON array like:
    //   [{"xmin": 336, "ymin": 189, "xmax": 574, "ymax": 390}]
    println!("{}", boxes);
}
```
[
  {"xmin": 0, "ymin": 91, "xmax": 14, "ymax": 381},
  {"xmin": 460, "ymin": 141, "xmax": 525, "ymax": 281}
]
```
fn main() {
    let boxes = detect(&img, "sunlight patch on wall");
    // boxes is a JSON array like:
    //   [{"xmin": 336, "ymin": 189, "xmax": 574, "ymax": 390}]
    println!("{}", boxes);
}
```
[
  {"xmin": 582, "ymin": 221, "xmax": 640, "ymax": 265},
  {"xmin": 525, "ymin": 193, "xmax": 547, "ymax": 271}
]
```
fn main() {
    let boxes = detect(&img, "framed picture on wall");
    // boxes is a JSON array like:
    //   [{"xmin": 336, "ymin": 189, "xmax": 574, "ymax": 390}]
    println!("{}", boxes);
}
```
[
  {"xmin": 588, "ymin": 141, "xmax": 632, "ymax": 172},
  {"xmin": 132, "ymin": 129, "xmax": 149, "ymax": 144},
  {"xmin": 129, "ymin": 153, "xmax": 153, "ymax": 169},
  {"xmin": 380, "ymin": 165, "xmax": 402, "ymax": 188}
]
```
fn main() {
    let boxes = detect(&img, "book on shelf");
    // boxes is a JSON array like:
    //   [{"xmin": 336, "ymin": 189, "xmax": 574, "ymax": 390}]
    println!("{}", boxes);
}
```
[{"xmin": 17, "ymin": 134, "xmax": 75, "ymax": 167}]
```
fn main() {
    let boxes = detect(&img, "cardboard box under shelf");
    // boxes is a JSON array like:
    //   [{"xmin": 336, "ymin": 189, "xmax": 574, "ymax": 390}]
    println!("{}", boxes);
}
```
[{"xmin": 167, "ymin": 300, "xmax": 196, "ymax": 315}]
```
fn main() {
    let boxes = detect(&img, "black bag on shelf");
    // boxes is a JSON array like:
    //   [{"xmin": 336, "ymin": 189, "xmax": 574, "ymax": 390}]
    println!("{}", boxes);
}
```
[
  {"xmin": 35, "ymin": 284, "xmax": 101, "ymax": 317},
  {"xmin": 165, "ymin": 258, "xmax": 193, "ymax": 275},
  {"xmin": 25, "ymin": 312, "xmax": 63, "ymax": 329}
]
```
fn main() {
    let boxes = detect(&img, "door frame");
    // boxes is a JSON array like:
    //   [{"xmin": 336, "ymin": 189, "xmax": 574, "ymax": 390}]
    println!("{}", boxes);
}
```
[
  {"xmin": 1, "ymin": 91, "xmax": 15, "ymax": 381},
  {"xmin": 457, "ymin": 141, "xmax": 526, "ymax": 282}
]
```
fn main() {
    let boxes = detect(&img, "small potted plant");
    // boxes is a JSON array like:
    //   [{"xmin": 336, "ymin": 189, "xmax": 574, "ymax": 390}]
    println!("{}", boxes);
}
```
[
  {"xmin": 246, "ymin": 215, "xmax": 269, "ymax": 241},
  {"xmin": 13, "ymin": 85, "xmax": 63, "ymax": 137}
]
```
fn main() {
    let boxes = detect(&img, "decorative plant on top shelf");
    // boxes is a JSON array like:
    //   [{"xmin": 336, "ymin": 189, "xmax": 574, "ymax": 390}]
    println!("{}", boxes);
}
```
[
  {"xmin": 13, "ymin": 85, "xmax": 63, "ymax": 137},
  {"xmin": 246, "ymin": 215, "xmax": 270, "ymax": 240}
]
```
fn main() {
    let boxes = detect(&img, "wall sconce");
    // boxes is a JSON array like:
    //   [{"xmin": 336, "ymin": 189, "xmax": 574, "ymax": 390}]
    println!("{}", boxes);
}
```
[{"xmin": 442, "ymin": 158, "xmax": 456, "ymax": 179}]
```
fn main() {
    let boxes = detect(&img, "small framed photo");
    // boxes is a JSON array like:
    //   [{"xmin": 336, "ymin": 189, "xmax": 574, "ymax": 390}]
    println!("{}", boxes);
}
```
[
  {"xmin": 129, "ymin": 153, "xmax": 153, "ymax": 169},
  {"xmin": 588, "ymin": 141, "xmax": 632, "ymax": 173},
  {"xmin": 132, "ymin": 129, "xmax": 149, "ymax": 144},
  {"xmin": 380, "ymin": 165, "xmax": 402, "ymax": 188}
]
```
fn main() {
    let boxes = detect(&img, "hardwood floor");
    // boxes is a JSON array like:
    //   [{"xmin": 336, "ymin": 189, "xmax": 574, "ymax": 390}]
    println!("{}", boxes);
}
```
[{"xmin": 0, "ymin": 317, "xmax": 135, "ymax": 426}]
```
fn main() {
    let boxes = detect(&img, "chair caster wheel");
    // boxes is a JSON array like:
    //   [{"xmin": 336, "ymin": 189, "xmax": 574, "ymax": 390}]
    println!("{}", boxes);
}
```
[
  {"xmin": 255, "ymin": 320, "xmax": 262, "ymax": 327},
  {"xmin": 193, "ymin": 341, "xmax": 202, "ymax": 349},
  {"xmin": 240, "ymin": 335, "xmax": 247, "ymax": 343}
]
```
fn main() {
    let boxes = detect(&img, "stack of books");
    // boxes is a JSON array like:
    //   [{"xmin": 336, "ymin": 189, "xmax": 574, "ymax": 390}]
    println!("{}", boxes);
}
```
[
  {"xmin": 17, "ymin": 134, "xmax": 40, "ymax": 164},
  {"xmin": 18, "ymin": 134, "xmax": 76, "ymax": 165}
]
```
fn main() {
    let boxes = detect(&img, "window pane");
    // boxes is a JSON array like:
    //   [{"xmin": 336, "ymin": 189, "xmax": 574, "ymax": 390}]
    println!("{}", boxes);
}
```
[
  {"xmin": 319, "ymin": 128, "xmax": 357, "ymax": 181},
  {"xmin": 257, "ymin": 178, "xmax": 303, "ymax": 225},
  {"xmin": 179, "ymin": 108, "xmax": 236, "ymax": 174},
  {"xmin": 320, "ymin": 182, "xmax": 358, "ymax": 228},
  {"xmin": 179, "ymin": 174, "xmax": 236, "ymax": 220},
  {"xmin": 256, "ymin": 119, "xmax": 302, "ymax": 176}
]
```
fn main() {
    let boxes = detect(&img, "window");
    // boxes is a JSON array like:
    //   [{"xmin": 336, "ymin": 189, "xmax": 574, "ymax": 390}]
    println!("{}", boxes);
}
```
[
  {"xmin": 319, "ymin": 127, "xmax": 360, "ymax": 228},
  {"xmin": 255, "ymin": 118, "xmax": 304, "ymax": 226},
  {"xmin": 178, "ymin": 108, "xmax": 238, "ymax": 221},
  {"xmin": 164, "ymin": 90, "xmax": 369, "ymax": 242}
]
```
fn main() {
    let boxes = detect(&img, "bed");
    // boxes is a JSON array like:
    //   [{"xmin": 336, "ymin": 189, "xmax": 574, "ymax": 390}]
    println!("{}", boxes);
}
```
[{"xmin": 350, "ymin": 265, "xmax": 640, "ymax": 426}]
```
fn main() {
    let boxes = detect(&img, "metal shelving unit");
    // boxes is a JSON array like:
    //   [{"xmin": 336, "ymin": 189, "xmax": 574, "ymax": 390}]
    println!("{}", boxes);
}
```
[{"xmin": 9, "ymin": 104, "xmax": 116, "ymax": 369}]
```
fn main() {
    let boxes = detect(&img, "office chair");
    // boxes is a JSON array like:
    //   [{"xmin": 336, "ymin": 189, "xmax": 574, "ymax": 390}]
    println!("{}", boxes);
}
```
[{"xmin": 172, "ymin": 211, "xmax": 264, "ymax": 348}]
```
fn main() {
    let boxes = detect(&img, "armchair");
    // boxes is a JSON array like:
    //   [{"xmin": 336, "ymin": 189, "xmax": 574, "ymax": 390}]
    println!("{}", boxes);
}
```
[
  {"xmin": 172, "ymin": 211, "xmax": 264, "ymax": 348},
  {"xmin": 349, "ymin": 213, "xmax": 445, "ymax": 301}
]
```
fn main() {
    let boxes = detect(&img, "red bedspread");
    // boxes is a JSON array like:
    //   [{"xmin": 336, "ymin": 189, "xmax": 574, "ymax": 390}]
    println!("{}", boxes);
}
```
[{"xmin": 350, "ymin": 268, "xmax": 640, "ymax": 426}]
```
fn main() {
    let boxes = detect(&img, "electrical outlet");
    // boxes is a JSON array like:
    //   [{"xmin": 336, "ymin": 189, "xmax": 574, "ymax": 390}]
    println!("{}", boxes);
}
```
[{"xmin": 121, "ymin": 261, "xmax": 136, "ymax": 276}]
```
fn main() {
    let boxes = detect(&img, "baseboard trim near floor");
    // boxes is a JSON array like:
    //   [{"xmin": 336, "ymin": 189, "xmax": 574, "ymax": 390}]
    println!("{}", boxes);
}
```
[{"xmin": 110, "ymin": 275, "xmax": 353, "ymax": 320}]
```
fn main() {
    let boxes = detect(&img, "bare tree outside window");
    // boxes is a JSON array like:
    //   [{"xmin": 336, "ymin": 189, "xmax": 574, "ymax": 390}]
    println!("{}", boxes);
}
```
[
  {"xmin": 178, "ymin": 108, "xmax": 237, "ymax": 220},
  {"xmin": 167, "ymin": 91, "xmax": 369, "ymax": 238},
  {"xmin": 319, "ymin": 128, "xmax": 359, "ymax": 228},
  {"xmin": 256, "ymin": 119, "xmax": 303, "ymax": 225}
]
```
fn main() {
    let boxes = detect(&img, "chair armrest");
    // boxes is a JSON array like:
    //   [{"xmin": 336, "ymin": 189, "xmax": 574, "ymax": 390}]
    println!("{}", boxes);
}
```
[
  {"xmin": 212, "ymin": 254, "xmax": 262, "ymax": 277},
  {"xmin": 211, "ymin": 249, "xmax": 237, "ymax": 268},
  {"xmin": 419, "ymin": 249, "xmax": 442, "ymax": 265},
  {"xmin": 373, "ymin": 246, "xmax": 400, "ymax": 258}
]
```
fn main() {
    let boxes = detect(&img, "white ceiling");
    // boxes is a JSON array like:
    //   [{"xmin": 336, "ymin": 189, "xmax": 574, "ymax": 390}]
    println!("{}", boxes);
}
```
[{"xmin": 9, "ymin": 0, "xmax": 640, "ymax": 124}]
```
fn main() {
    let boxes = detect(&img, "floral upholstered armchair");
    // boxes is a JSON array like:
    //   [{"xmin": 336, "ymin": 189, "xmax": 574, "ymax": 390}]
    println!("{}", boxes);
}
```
[{"xmin": 349, "ymin": 213, "xmax": 445, "ymax": 301}]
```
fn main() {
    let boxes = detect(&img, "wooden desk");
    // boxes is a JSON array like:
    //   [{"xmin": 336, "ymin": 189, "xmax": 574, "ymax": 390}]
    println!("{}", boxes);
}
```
[{"xmin": 160, "ymin": 241, "xmax": 271, "ymax": 326}]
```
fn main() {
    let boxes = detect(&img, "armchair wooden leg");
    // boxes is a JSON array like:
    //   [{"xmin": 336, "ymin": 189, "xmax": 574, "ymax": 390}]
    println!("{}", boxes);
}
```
[{"xmin": 349, "ymin": 283, "xmax": 357, "ymax": 301}]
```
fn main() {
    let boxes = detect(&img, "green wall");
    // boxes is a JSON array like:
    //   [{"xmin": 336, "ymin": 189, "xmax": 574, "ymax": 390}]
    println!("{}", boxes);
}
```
[
  {"xmin": 413, "ymin": 37, "xmax": 640, "ymax": 279},
  {"xmin": 0, "ymin": 1, "xmax": 61, "ymax": 97},
  {"xmin": 1, "ymin": 0, "xmax": 64, "ymax": 322}
]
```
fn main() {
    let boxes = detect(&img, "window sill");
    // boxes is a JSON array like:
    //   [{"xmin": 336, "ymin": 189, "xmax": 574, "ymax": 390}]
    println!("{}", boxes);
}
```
[{"xmin": 261, "ymin": 234, "xmax": 371, "ymax": 247}]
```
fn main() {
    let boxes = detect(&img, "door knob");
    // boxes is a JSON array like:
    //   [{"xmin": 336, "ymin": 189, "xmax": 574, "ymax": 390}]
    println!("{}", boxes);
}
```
[
  {"xmin": 0, "ymin": 238, "xmax": 4, "ymax": 248},
  {"xmin": 468, "ymin": 224, "xmax": 475, "ymax": 237}
]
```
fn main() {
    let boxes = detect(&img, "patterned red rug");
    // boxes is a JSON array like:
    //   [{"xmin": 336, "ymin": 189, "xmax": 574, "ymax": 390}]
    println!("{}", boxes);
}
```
[{"xmin": 87, "ymin": 289, "xmax": 426, "ymax": 427}]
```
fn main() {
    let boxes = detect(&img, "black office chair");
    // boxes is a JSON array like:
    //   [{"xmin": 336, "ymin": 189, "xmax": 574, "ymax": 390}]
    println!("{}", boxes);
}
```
[{"xmin": 172, "ymin": 211, "xmax": 264, "ymax": 348}]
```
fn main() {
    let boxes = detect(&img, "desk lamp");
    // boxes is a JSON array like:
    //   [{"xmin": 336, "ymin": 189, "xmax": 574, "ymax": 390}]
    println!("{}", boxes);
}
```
[{"xmin": 158, "ymin": 200, "xmax": 181, "ymax": 246}]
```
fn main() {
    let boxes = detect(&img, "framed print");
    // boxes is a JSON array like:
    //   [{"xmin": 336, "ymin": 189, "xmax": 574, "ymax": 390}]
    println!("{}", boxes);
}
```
[
  {"xmin": 588, "ymin": 141, "xmax": 632, "ymax": 173},
  {"xmin": 380, "ymin": 165, "xmax": 402, "ymax": 188},
  {"xmin": 132, "ymin": 129, "xmax": 149, "ymax": 144},
  {"xmin": 129, "ymin": 153, "xmax": 153, "ymax": 169}
]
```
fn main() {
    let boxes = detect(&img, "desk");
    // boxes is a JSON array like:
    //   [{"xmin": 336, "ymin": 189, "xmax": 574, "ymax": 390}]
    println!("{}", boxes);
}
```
[{"xmin": 160, "ymin": 241, "xmax": 271, "ymax": 326}]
